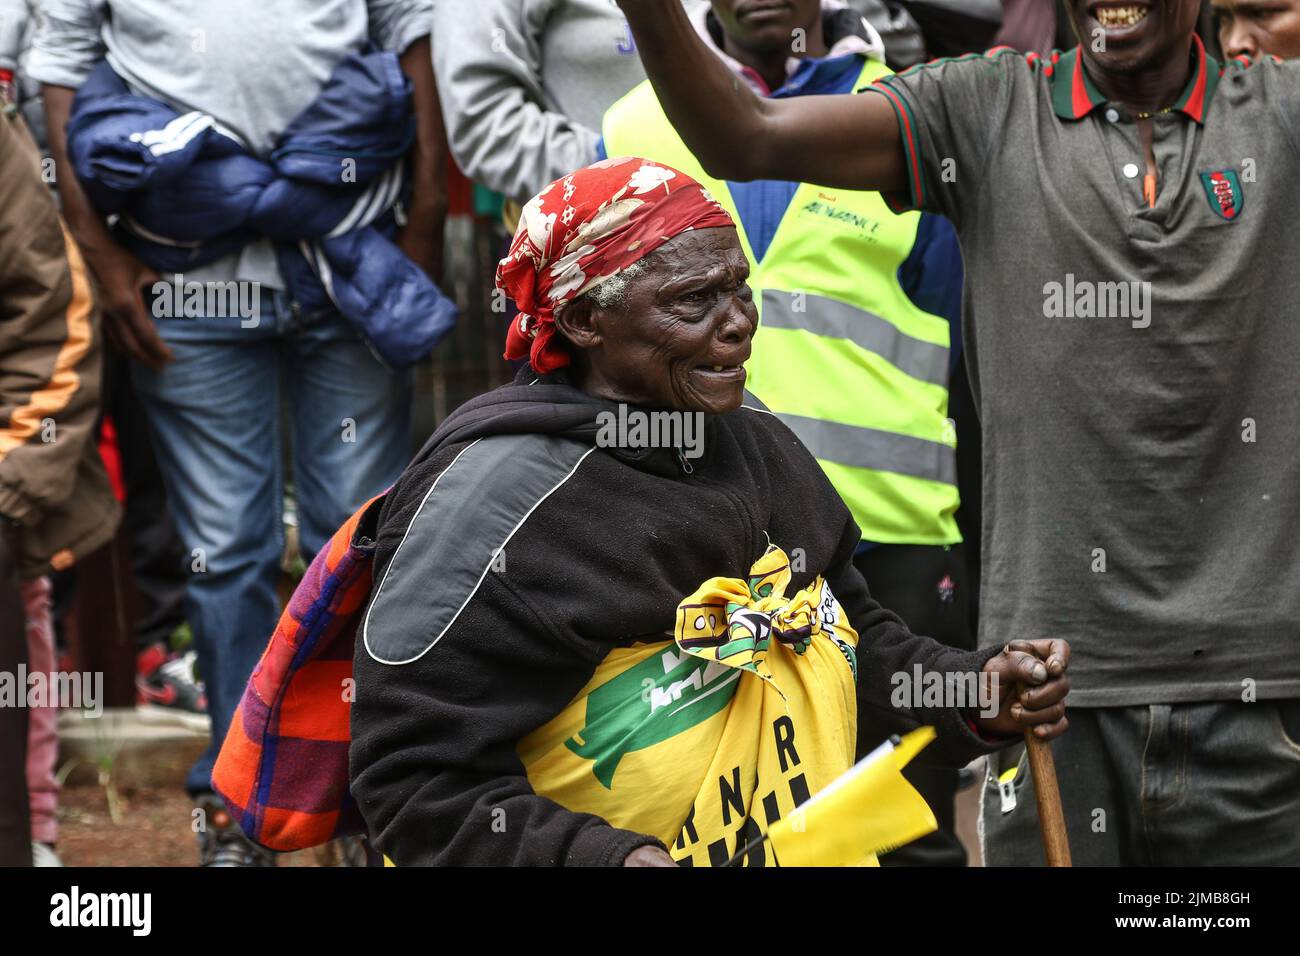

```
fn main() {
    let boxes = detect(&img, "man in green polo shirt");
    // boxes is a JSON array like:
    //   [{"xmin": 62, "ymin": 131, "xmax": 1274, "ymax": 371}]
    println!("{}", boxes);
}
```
[{"xmin": 614, "ymin": 0, "xmax": 1300, "ymax": 865}]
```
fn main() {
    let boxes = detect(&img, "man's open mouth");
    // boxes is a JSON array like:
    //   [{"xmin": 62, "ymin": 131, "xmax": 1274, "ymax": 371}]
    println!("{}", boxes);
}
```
[{"xmin": 1091, "ymin": 3, "xmax": 1150, "ymax": 30}]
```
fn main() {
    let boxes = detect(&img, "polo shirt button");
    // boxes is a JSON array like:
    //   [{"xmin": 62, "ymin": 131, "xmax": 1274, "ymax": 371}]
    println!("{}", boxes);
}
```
[
  {"xmin": 1105, "ymin": 108, "xmax": 1120, "ymax": 123},
  {"xmin": 1123, "ymin": 163, "xmax": 1139, "ymax": 178}
]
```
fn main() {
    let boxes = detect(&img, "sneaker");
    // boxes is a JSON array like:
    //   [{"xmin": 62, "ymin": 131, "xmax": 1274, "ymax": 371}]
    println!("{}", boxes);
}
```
[
  {"xmin": 312, "ymin": 835, "xmax": 372, "ymax": 867},
  {"xmin": 31, "ymin": 842, "xmax": 63, "ymax": 867},
  {"xmin": 195, "ymin": 794, "xmax": 276, "ymax": 867},
  {"xmin": 136, "ymin": 644, "xmax": 210, "ymax": 733}
]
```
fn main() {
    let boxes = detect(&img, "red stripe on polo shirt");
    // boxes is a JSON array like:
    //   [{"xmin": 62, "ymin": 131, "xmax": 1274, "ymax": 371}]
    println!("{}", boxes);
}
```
[
  {"xmin": 1181, "ymin": 35, "xmax": 1209, "ymax": 121},
  {"xmin": 1071, "ymin": 52, "xmax": 1092, "ymax": 118},
  {"xmin": 873, "ymin": 82, "xmax": 924, "ymax": 210}
]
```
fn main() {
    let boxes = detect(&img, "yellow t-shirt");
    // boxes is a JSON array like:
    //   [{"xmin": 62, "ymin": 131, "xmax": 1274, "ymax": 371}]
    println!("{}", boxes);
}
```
[{"xmin": 518, "ymin": 545, "xmax": 871, "ymax": 866}]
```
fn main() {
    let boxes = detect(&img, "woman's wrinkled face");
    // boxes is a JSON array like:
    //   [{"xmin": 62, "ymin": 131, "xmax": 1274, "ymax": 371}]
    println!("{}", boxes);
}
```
[{"xmin": 558, "ymin": 227, "xmax": 758, "ymax": 415}]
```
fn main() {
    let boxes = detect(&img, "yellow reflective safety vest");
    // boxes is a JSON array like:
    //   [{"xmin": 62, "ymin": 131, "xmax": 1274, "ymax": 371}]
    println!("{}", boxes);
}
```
[{"xmin": 602, "ymin": 60, "xmax": 960, "ymax": 545}]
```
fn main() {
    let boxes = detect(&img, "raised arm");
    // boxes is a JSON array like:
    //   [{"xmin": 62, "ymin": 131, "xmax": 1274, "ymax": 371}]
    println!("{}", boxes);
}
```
[{"xmin": 616, "ymin": 0, "xmax": 905, "ymax": 190}]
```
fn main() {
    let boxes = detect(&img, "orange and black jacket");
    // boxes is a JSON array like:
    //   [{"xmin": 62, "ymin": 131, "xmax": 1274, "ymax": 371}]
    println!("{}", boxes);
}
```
[{"xmin": 0, "ymin": 110, "xmax": 119, "ymax": 577}]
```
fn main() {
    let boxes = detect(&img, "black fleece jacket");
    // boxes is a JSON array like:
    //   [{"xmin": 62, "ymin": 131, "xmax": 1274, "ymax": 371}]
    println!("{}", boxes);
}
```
[{"xmin": 349, "ymin": 370, "xmax": 1004, "ymax": 866}]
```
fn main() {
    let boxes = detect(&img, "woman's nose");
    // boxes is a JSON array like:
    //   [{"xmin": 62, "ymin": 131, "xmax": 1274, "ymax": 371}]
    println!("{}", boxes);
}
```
[{"xmin": 718, "ymin": 295, "xmax": 757, "ymax": 341}]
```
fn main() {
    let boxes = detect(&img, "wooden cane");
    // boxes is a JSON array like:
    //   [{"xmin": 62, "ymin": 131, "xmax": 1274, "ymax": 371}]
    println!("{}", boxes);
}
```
[{"xmin": 1023, "ymin": 732, "xmax": 1072, "ymax": 867}]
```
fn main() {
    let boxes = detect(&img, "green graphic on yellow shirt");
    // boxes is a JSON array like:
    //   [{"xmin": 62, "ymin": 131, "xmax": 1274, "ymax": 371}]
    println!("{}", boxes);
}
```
[
  {"xmin": 520, "ymin": 543, "xmax": 865, "ymax": 865},
  {"xmin": 565, "ymin": 648, "xmax": 741, "ymax": 789}
]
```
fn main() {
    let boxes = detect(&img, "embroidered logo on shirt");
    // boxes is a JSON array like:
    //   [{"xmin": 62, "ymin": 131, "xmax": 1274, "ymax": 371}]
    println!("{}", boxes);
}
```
[
  {"xmin": 936, "ymin": 573, "xmax": 955, "ymax": 605},
  {"xmin": 1199, "ymin": 169, "xmax": 1244, "ymax": 221}
]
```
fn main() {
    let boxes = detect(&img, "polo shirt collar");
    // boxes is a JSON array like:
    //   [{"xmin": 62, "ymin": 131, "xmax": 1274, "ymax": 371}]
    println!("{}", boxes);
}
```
[{"xmin": 1050, "ymin": 33, "xmax": 1219, "ymax": 123}]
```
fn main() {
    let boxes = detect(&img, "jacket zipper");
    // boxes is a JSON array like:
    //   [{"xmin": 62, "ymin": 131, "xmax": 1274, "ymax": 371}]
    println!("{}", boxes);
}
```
[
  {"xmin": 675, "ymin": 446, "xmax": 694, "ymax": 475},
  {"xmin": 674, "ymin": 438, "xmax": 758, "ymax": 576}
]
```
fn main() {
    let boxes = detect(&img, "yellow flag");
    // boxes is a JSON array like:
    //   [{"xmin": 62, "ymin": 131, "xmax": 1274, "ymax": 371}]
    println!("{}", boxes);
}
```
[{"xmin": 766, "ymin": 727, "xmax": 938, "ymax": 867}]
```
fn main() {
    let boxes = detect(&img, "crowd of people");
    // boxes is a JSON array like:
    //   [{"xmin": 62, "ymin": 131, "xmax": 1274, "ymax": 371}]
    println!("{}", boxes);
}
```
[{"xmin": 1, "ymin": 0, "xmax": 1297, "ymax": 869}]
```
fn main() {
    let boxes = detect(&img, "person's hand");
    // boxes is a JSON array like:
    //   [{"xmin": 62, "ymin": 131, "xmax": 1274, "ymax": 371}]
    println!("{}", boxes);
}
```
[
  {"xmin": 623, "ymin": 845, "xmax": 677, "ymax": 867},
  {"xmin": 974, "ymin": 639, "xmax": 1070, "ymax": 740},
  {"xmin": 86, "ymin": 242, "xmax": 172, "ymax": 368}
]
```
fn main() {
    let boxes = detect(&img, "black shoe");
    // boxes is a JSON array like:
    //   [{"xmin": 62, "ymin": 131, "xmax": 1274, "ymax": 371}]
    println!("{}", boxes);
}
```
[
  {"xmin": 312, "ymin": 835, "xmax": 372, "ymax": 867},
  {"xmin": 194, "ymin": 794, "xmax": 276, "ymax": 867}
]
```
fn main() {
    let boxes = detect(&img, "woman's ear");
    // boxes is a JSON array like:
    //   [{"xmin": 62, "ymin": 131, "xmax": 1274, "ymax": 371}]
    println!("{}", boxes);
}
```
[{"xmin": 553, "ymin": 297, "xmax": 602, "ymax": 351}]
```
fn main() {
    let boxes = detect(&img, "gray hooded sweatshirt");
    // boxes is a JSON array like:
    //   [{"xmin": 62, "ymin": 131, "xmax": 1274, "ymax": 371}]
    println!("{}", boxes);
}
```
[{"xmin": 432, "ymin": 0, "xmax": 704, "ymax": 206}]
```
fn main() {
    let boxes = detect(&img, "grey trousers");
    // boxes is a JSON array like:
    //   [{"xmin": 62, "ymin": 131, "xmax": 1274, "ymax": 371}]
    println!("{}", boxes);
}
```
[{"xmin": 981, "ymin": 701, "xmax": 1300, "ymax": 866}]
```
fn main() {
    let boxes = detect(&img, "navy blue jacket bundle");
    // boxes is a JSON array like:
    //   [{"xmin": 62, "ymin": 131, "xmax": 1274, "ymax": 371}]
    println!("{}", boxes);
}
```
[{"xmin": 65, "ymin": 50, "xmax": 457, "ymax": 368}]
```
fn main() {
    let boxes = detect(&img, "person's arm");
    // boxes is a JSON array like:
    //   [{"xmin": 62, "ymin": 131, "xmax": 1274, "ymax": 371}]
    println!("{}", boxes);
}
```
[
  {"xmin": 349, "ymin": 463, "xmax": 669, "ymax": 866},
  {"xmin": 367, "ymin": 3, "xmax": 449, "ymax": 280},
  {"xmin": 395, "ymin": 35, "xmax": 449, "ymax": 283},
  {"xmin": 0, "ymin": 114, "xmax": 101, "ymax": 521},
  {"xmin": 29, "ymin": 0, "xmax": 173, "ymax": 368},
  {"xmin": 41, "ymin": 86, "xmax": 170, "ymax": 367},
  {"xmin": 351, "ymin": 579, "xmax": 669, "ymax": 866},
  {"xmin": 821, "ymin": 513, "xmax": 1068, "ymax": 763},
  {"xmin": 430, "ymin": 0, "xmax": 604, "ymax": 204},
  {"xmin": 615, "ymin": 0, "xmax": 905, "ymax": 190}
]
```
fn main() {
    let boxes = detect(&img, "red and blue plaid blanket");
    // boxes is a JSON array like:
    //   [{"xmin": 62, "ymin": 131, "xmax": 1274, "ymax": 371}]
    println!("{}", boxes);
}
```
[{"xmin": 212, "ymin": 494, "xmax": 386, "ymax": 852}]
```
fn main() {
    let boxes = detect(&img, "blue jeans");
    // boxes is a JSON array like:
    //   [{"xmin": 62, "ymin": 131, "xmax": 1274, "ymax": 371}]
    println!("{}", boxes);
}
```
[{"xmin": 131, "ymin": 290, "xmax": 412, "ymax": 795}]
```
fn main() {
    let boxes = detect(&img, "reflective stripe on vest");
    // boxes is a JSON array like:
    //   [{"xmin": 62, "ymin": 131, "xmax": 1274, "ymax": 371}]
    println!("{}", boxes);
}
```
[
  {"xmin": 761, "ymin": 289, "xmax": 950, "ymax": 388},
  {"xmin": 776, "ymin": 412, "xmax": 957, "ymax": 485},
  {"xmin": 603, "ymin": 63, "xmax": 960, "ymax": 545}
]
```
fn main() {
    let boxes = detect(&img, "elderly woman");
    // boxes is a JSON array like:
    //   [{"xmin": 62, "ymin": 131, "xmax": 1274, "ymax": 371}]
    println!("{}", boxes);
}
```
[{"xmin": 349, "ymin": 157, "xmax": 1069, "ymax": 867}]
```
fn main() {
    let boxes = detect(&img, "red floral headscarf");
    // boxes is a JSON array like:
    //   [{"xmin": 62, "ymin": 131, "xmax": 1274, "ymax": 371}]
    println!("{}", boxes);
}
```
[{"xmin": 496, "ymin": 157, "xmax": 735, "ymax": 373}]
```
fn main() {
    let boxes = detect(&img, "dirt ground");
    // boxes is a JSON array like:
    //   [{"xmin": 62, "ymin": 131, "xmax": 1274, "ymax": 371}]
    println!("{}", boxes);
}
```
[
  {"xmin": 55, "ymin": 785, "xmax": 322, "ymax": 867},
  {"xmin": 51, "ymin": 764, "xmax": 984, "ymax": 867}
]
